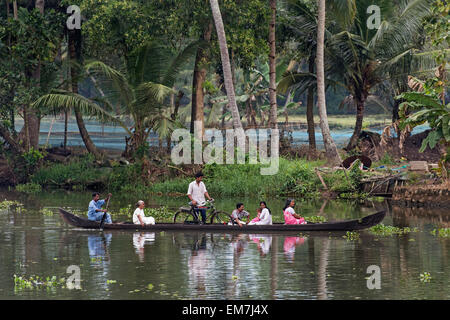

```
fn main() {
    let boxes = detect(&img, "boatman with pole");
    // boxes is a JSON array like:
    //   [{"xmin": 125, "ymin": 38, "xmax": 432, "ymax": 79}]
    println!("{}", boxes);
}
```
[{"xmin": 88, "ymin": 192, "xmax": 112, "ymax": 224}]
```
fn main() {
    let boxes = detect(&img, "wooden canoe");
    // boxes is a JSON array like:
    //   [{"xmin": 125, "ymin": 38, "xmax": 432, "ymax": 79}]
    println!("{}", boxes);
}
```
[{"xmin": 58, "ymin": 208, "xmax": 386, "ymax": 233}]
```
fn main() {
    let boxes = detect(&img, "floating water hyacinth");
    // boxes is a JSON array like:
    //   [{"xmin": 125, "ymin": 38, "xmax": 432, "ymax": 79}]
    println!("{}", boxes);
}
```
[
  {"xmin": 39, "ymin": 208, "xmax": 54, "ymax": 216},
  {"xmin": 430, "ymin": 228, "xmax": 450, "ymax": 238},
  {"xmin": 343, "ymin": 231, "xmax": 360, "ymax": 241},
  {"xmin": 14, "ymin": 274, "xmax": 67, "ymax": 290},
  {"xmin": 419, "ymin": 272, "xmax": 432, "ymax": 283},
  {"xmin": 0, "ymin": 200, "xmax": 23, "ymax": 210},
  {"xmin": 369, "ymin": 224, "xmax": 419, "ymax": 236},
  {"xmin": 305, "ymin": 216, "xmax": 327, "ymax": 223}
]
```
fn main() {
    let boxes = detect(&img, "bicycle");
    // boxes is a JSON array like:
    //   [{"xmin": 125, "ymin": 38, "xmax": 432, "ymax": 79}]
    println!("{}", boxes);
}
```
[{"xmin": 173, "ymin": 199, "xmax": 231, "ymax": 224}]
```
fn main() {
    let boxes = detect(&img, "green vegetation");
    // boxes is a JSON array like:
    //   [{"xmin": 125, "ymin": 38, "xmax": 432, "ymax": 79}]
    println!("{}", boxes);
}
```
[
  {"xmin": 29, "ymin": 155, "xmax": 371, "ymax": 198},
  {"xmin": 343, "ymin": 231, "xmax": 360, "ymax": 241},
  {"xmin": 430, "ymin": 228, "xmax": 450, "ymax": 238},
  {"xmin": 111, "ymin": 205, "xmax": 173, "ymax": 222},
  {"xmin": 420, "ymin": 272, "xmax": 432, "ymax": 283},
  {"xmin": 0, "ymin": 200, "xmax": 23, "ymax": 210},
  {"xmin": 368, "ymin": 224, "xmax": 419, "ymax": 236},
  {"xmin": 15, "ymin": 183, "xmax": 42, "ymax": 193},
  {"xmin": 304, "ymin": 216, "xmax": 327, "ymax": 223},
  {"xmin": 14, "ymin": 274, "xmax": 67, "ymax": 290},
  {"xmin": 39, "ymin": 208, "xmax": 54, "ymax": 216}
]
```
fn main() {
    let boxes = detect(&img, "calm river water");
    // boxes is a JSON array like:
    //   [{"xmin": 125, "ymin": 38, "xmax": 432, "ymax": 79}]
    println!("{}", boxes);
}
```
[{"xmin": 0, "ymin": 189, "xmax": 448, "ymax": 300}]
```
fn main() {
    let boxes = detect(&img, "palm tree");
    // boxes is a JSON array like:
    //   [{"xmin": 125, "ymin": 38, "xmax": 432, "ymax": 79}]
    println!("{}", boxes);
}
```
[
  {"xmin": 316, "ymin": 0, "xmax": 341, "ymax": 164},
  {"xmin": 268, "ymin": 0, "xmax": 278, "ymax": 129},
  {"xmin": 209, "ymin": 0, "xmax": 244, "ymax": 134},
  {"xmin": 190, "ymin": 22, "xmax": 213, "ymax": 140},
  {"xmin": 33, "ymin": 42, "xmax": 198, "ymax": 159},
  {"xmin": 325, "ymin": 0, "xmax": 436, "ymax": 150},
  {"xmin": 68, "ymin": 28, "xmax": 103, "ymax": 159},
  {"xmin": 278, "ymin": 0, "xmax": 321, "ymax": 150}
]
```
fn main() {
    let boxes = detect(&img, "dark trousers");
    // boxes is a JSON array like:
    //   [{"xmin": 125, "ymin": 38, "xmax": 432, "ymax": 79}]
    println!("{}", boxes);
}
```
[{"xmin": 194, "ymin": 208, "xmax": 207, "ymax": 223}]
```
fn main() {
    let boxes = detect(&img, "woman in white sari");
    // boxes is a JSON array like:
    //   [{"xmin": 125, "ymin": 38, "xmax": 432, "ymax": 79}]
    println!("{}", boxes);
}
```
[{"xmin": 248, "ymin": 201, "xmax": 272, "ymax": 225}]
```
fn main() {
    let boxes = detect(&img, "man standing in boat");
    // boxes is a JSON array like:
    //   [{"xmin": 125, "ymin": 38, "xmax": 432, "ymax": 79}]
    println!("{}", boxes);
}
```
[
  {"xmin": 187, "ymin": 172, "xmax": 213, "ymax": 224},
  {"xmin": 88, "ymin": 192, "xmax": 112, "ymax": 224}
]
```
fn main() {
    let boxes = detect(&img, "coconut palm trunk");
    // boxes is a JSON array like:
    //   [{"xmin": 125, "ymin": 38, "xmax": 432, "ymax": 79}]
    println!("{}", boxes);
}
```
[
  {"xmin": 13, "ymin": 0, "xmax": 17, "ymax": 19},
  {"xmin": 209, "ymin": 0, "xmax": 244, "ymax": 133},
  {"xmin": 346, "ymin": 97, "xmax": 365, "ymax": 150},
  {"xmin": 307, "ymin": 56, "xmax": 316, "ymax": 150},
  {"xmin": 316, "ymin": 0, "xmax": 341, "ymax": 164},
  {"xmin": 24, "ymin": 0, "xmax": 45, "ymax": 150},
  {"xmin": 190, "ymin": 22, "xmax": 213, "ymax": 140},
  {"xmin": 68, "ymin": 29, "xmax": 102, "ymax": 159},
  {"xmin": 268, "ymin": 0, "xmax": 278, "ymax": 129}
]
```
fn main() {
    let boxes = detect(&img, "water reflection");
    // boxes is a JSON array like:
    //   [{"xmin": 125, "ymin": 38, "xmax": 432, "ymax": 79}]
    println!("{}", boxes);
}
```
[
  {"xmin": 283, "ymin": 236, "xmax": 306, "ymax": 263},
  {"xmin": 188, "ymin": 234, "xmax": 209, "ymax": 296},
  {"xmin": 249, "ymin": 234, "xmax": 272, "ymax": 256},
  {"xmin": 132, "ymin": 232, "xmax": 156, "ymax": 262}
]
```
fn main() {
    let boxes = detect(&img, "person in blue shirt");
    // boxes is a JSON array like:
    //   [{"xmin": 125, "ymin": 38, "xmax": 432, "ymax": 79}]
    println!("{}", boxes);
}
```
[{"xmin": 88, "ymin": 192, "xmax": 112, "ymax": 224}]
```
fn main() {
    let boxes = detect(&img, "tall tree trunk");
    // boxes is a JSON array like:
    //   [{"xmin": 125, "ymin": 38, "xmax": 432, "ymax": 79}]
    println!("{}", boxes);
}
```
[
  {"xmin": 209, "ymin": 0, "xmax": 244, "ymax": 134},
  {"xmin": 307, "ymin": 57, "xmax": 316, "ymax": 150},
  {"xmin": 13, "ymin": 0, "xmax": 17, "ymax": 19},
  {"xmin": 346, "ymin": 97, "xmax": 365, "ymax": 150},
  {"xmin": 167, "ymin": 90, "xmax": 184, "ymax": 152},
  {"xmin": 268, "ymin": 0, "xmax": 278, "ymax": 129},
  {"xmin": 23, "ymin": 0, "xmax": 45, "ymax": 150},
  {"xmin": 68, "ymin": 29, "xmax": 102, "ymax": 159},
  {"xmin": 190, "ymin": 22, "xmax": 213, "ymax": 140},
  {"xmin": 316, "ymin": 0, "xmax": 341, "ymax": 165},
  {"xmin": 306, "ymin": 87, "xmax": 316, "ymax": 150},
  {"xmin": 6, "ymin": 0, "xmax": 10, "ymax": 17}
]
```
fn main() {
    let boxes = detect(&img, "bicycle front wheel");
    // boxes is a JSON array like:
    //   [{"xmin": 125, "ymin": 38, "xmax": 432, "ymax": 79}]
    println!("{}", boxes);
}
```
[
  {"xmin": 211, "ymin": 211, "xmax": 231, "ymax": 225},
  {"xmin": 173, "ymin": 210, "xmax": 198, "ymax": 224}
]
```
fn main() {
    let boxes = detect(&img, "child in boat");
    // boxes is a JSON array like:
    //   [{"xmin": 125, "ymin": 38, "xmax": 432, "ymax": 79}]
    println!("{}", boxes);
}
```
[
  {"xmin": 248, "ymin": 201, "xmax": 272, "ymax": 225},
  {"xmin": 249, "ymin": 208, "xmax": 262, "ymax": 224},
  {"xmin": 133, "ymin": 200, "xmax": 155, "ymax": 226},
  {"xmin": 283, "ymin": 198, "xmax": 306, "ymax": 225}
]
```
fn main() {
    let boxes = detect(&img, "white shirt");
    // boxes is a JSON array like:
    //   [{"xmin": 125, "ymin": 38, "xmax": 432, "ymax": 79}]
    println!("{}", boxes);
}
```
[{"xmin": 187, "ymin": 181, "xmax": 207, "ymax": 205}]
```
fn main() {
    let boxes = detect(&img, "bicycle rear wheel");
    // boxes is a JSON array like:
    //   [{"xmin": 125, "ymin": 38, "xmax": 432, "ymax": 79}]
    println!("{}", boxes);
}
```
[
  {"xmin": 173, "ymin": 210, "xmax": 198, "ymax": 224},
  {"xmin": 211, "ymin": 211, "xmax": 231, "ymax": 224}
]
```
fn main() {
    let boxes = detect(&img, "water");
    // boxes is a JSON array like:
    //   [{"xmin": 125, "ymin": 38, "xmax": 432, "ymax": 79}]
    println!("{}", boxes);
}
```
[
  {"xmin": 0, "ymin": 190, "xmax": 448, "ymax": 300},
  {"xmin": 14, "ymin": 119, "xmax": 430, "ymax": 150}
]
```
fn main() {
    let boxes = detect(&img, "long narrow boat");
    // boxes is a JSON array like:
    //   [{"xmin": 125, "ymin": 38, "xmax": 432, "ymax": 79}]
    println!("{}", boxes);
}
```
[{"xmin": 58, "ymin": 208, "xmax": 386, "ymax": 232}]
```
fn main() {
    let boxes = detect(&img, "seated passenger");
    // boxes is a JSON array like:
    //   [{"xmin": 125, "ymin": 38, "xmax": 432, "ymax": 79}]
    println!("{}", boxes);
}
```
[
  {"xmin": 133, "ymin": 200, "xmax": 155, "ymax": 226},
  {"xmin": 283, "ymin": 198, "xmax": 306, "ymax": 225},
  {"xmin": 230, "ymin": 203, "xmax": 250, "ymax": 227},
  {"xmin": 249, "ymin": 201, "xmax": 272, "ymax": 225}
]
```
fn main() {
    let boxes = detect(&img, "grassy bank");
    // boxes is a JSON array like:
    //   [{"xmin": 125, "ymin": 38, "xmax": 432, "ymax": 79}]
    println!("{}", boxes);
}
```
[{"xmin": 26, "ymin": 155, "xmax": 365, "ymax": 199}]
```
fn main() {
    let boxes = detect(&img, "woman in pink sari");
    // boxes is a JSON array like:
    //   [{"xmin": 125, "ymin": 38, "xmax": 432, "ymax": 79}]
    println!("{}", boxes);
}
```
[{"xmin": 283, "ymin": 199, "xmax": 306, "ymax": 225}]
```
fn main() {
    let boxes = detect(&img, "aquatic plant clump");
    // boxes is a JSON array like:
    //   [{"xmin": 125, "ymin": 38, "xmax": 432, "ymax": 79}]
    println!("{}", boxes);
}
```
[
  {"xmin": 15, "ymin": 183, "xmax": 42, "ymax": 193},
  {"xmin": 111, "ymin": 205, "xmax": 173, "ymax": 222},
  {"xmin": 13, "ymin": 274, "xmax": 67, "ymax": 290},
  {"xmin": 368, "ymin": 224, "xmax": 419, "ymax": 236},
  {"xmin": 39, "ymin": 208, "xmax": 54, "ymax": 216},
  {"xmin": 0, "ymin": 200, "xmax": 23, "ymax": 210},
  {"xmin": 343, "ymin": 231, "xmax": 360, "ymax": 241},
  {"xmin": 304, "ymin": 216, "xmax": 327, "ymax": 223},
  {"xmin": 430, "ymin": 228, "xmax": 450, "ymax": 238},
  {"xmin": 419, "ymin": 272, "xmax": 432, "ymax": 283}
]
